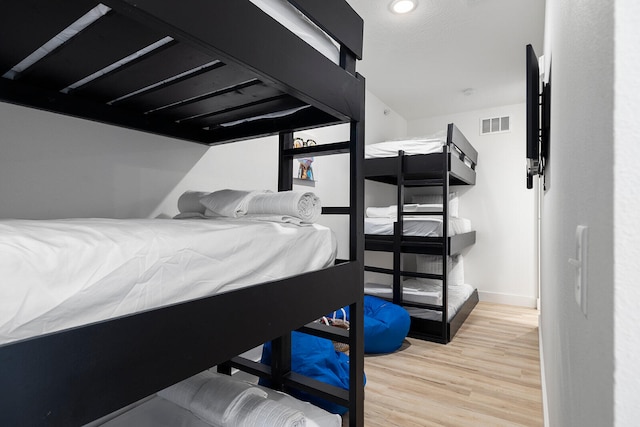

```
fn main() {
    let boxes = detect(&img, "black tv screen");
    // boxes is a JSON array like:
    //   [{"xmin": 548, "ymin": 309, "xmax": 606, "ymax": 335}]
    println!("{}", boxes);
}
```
[{"xmin": 526, "ymin": 44, "xmax": 540, "ymax": 189}]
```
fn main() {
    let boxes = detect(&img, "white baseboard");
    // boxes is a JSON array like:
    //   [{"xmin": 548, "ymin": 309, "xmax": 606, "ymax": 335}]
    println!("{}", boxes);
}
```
[
  {"xmin": 478, "ymin": 290, "xmax": 538, "ymax": 308},
  {"xmin": 538, "ymin": 315, "xmax": 550, "ymax": 427}
]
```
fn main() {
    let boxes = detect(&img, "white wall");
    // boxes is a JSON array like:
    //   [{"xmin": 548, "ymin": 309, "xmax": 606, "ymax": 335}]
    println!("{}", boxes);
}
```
[
  {"xmin": 362, "ymin": 93, "xmax": 408, "ymax": 275},
  {"xmin": 540, "ymin": 0, "xmax": 615, "ymax": 425},
  {"xmin": 615, "ymin": 1, "xmax": 640, "ymax": 424},
  {"xmin": 0, "ymin": 102, "xmax": 207, "ymax": 219},
  {"xmin": 407, "ymin": 105, "xmax": 537, "ymax": 307}
]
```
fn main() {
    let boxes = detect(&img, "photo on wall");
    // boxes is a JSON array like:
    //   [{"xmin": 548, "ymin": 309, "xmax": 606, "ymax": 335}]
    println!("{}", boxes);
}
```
[{"xmin": 293, "ymin": 132, "xmax": 316, "ymax": 182}]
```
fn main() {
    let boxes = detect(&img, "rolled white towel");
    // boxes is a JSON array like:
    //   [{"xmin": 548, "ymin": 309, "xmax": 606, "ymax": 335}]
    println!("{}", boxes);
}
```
[
  {"xmin": 157, "ymin": 371, "xmax": 212, "ymax": 410},
  {"xmin": 246, "ymin": 191, "xmax": 321, "ymax": 223},
  {"xmin": 226, "ymin": 393, "xmax": 306, "ymax": 427},
  {"xmin": 189, "ymin": 374, "xmax": 268, "ymax": 426}
]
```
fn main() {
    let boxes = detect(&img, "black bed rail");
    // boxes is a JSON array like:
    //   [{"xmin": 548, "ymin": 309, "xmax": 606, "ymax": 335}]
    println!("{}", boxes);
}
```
[
  {"xmin": 228, "ymin": 357, "xmax": 350, "ymax": 408},
  {"xmin": 365, "ymin": 265, "xmax": 444, "ymax": 282},
  {"xmin": 447, "ymin": 123, "xmax": 478, "ymax": 167},
  {"xmin": 365, "ymin": 232, "xmax": 476, "ymax": 256}
]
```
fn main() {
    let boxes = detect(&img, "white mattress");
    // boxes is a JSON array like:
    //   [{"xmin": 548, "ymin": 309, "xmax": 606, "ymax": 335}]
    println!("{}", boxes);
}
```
[
  {"xmin": 365, "ymin": 137, "xmax": 446, "ymax": 159},
  {"xmin": 0, "ymin": 217, "xmax": 337, "ymax": 344},
  {"xmin": 364, "ymin": 216, "xmax": 471, "ymax": 237},
  {"xmin": 365, "ymin": 281, "xmax": 442, "ymax": 306},
  {"xmin": 405, "ymin": 282, "xmax": 475, "ymax": 322}
]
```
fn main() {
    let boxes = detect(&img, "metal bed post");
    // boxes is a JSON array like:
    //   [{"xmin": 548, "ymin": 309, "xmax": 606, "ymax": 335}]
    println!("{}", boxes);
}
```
[
  {"xmin": 269, "ymin": 131, "xmax": 296, "ymax": 389},
  {"xmin": 441, "ymin": 140, "xmax": 450, "ymax": 342},
  {"xmin": 392, "ymin": 150, "xmax": 406, "ymax": 305},
  {"xmin": 348, "ymin": 92, "xmax": 365, "ymax": 426}
]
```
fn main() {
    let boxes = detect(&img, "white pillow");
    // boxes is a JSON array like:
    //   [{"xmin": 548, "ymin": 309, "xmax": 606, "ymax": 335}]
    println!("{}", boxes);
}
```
[
  {"xmin": 411, "ymin": 192, "xmax": 459, "ymax": 217},
  {"xmin": 415, "ymin": 254, "xmax": 464, "ymax": 286}
]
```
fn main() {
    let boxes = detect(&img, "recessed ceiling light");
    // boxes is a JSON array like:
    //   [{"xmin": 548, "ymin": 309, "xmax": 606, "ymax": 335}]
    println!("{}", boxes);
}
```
[{"xmin": 389, "ymin": 0, "xmax": 418, "ymax": 14}]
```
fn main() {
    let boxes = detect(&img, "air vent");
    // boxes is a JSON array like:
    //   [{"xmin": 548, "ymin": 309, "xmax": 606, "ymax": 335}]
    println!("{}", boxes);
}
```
[{"xmin": 480, "ymin": 116, "xmax": 510, "ymax": 135}]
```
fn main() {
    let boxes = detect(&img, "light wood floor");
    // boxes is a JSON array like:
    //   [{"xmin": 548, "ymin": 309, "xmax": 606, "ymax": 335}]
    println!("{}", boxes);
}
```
[{"xmin": 361, "ymin": 302, "xmax": 543, "ymax": 427}]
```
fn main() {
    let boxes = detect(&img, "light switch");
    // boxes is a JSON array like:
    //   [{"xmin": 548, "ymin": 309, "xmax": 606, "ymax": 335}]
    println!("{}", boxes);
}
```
[{"xmin": 568, "ymin": 225, "xmax": 588, "ymax": 317}]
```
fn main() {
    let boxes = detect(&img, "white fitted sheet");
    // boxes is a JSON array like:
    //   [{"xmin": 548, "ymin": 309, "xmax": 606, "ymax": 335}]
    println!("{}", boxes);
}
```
[
  {"xmin": 365, "ymin": 137, "xmax": 445, "ymax": 159},
  {"xmin": 364, "ymin": 216, "xmax": 471, "ymax": 237},
  {"xmin": 0, "ymin": 217, "xmax": 337, "ymax": 344}
]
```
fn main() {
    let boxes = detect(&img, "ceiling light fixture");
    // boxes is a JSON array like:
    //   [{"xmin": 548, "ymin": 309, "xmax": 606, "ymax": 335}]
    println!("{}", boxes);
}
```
[{"xmin": 389, "ymin": 0, "xmax": 418, "ymax": 14}]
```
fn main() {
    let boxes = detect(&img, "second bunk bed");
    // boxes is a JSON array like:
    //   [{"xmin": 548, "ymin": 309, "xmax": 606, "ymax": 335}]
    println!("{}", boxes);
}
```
[
  {"xmin": 364, "ymin": 123, "xmax": 478, "ymax": 343},
  {"xmin": 0, "ymin": 0, "xmax": 365, "ymax": 425}
]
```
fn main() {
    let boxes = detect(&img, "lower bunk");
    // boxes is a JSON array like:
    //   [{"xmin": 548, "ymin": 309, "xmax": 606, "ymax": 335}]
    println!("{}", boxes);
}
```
[
  {"xmin": 364, "ymin": 248, "xmax": 478, "ymax": 344},
  {"xmin": 0, "ymin": 211, "xmax": 364, "ymax": 426},
  {"xmin": 364, "ymin": 282, "xmax": 479, "ymax": 344},
  {"xmin": 89, "ymin": 371, "xmax": 344, "ymax": 426},
  {"xmin": 404, "ymin": 288, "xmax": 479, "ymax": 343}
]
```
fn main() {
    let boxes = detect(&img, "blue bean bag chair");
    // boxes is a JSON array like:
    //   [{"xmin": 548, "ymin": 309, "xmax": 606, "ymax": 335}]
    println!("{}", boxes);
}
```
[
  {"xmin": 335, "ymin": 296, "xmax": 410, "ymax": 354},
  {"xmin": 260, "ymin": 331, "xmax": 362, "ymax": 414}
]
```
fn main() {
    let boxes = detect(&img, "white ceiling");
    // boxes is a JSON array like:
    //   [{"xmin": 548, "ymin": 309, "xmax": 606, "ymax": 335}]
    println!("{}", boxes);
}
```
[{"xmin": 345, "ymin": 0, "xmax": 546, "ymax": 120}]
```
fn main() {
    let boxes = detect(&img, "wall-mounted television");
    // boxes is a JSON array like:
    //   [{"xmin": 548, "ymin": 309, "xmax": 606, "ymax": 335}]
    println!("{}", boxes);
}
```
[{"xmin": 526, "ymin": 44, "xmax": 550, "ymax": 190}]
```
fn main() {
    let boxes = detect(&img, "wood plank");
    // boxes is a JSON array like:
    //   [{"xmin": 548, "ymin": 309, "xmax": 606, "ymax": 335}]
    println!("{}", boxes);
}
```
[{"xmin": 358, "ymin": 302, "xmax": 543, "ymax": 427}]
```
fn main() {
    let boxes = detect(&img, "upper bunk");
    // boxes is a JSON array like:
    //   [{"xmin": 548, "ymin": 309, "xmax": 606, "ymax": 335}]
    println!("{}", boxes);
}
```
[
  {"xmin": 364, "ymin": 123, "xmax": 477, "ymax": 186},
  {"xmin": 0, "ymin": 0, "xmax": 365, "ymax": 145}
]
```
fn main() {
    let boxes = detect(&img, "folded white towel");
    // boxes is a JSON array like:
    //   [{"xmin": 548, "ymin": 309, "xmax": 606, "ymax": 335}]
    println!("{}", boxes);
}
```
[
  {"xmin": 199, "ymin": 189, "xmax": 257, "ymax": 218},
  {"xmin": 226, "ymin": 393, "xmax": 306, "ymax": 427},
  {"xmin": 157, "ymin": 371, "xmax": 212, "ymax": 410},
  {"xmin": 246, "ymin": 191, "xmax": 321, "ymax": 223},
  {"xmin": 189, "ymin": 374, "xmax": 268, "ymax": 426}
]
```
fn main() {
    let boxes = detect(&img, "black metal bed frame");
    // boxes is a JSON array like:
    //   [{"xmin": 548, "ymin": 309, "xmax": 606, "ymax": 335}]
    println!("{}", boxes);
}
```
[
  {"xmin": 0, "ymin": 1, "xmax": 366, "ymax": 425},
  {"xmin": 364, "ymin": 123, "xmax": 478, "ymax": 344}
]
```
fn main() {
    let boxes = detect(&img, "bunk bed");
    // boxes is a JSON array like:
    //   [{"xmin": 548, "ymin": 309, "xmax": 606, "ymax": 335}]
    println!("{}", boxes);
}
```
[
  {"xmin": 364, "ymin": 124, "xmax": 478, "ymax": 344},
  {"xmin": 0, "ymin": 1, "xmax": 365, "ymax": 425}
]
